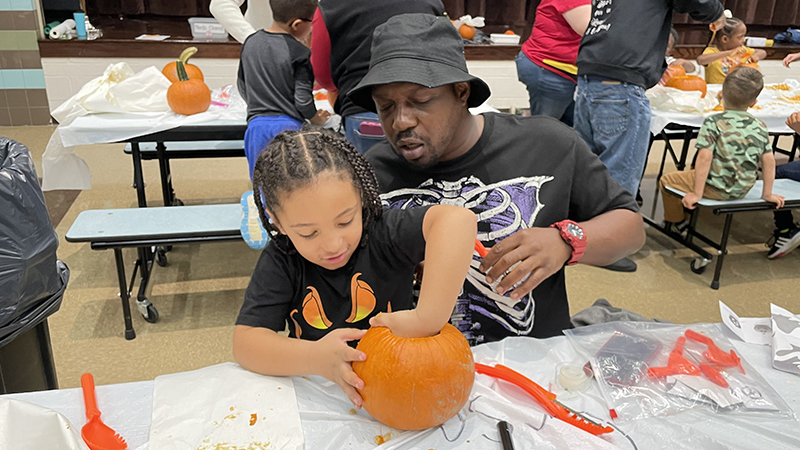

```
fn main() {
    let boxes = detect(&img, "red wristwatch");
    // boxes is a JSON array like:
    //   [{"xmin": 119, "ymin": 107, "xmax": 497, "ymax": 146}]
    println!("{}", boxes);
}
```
[{"xmin": 550, "ymin": 220, "xmax": 586, "ymax": 266}]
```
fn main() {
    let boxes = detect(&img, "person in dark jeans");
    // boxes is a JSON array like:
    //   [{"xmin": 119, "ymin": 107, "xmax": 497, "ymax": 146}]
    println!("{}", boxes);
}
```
[
  {"xmin": 767, "ymin": 112, "xmax": 800, "ymax": 259},
  {"xmin": 572, "ymin": 0, "xmax": 726, "ymax": 272}
]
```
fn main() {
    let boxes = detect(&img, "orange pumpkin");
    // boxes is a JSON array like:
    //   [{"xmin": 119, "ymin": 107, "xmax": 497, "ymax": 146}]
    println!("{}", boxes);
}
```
[
  {"xmin": 666, "ymin": 75, "xmax": 707, "ymax": 98},
  {"xmin": 738, "ymin": 62, "xmax": 761, "ymax": 71},
  {"xmin": 459, "ymin": 24, "xmax": 475, "ymax": 40},
  {"xmin": 353, "ymin": 324, "xmax": 474, "ymax": 431},
  {"xmin": 659, "ymin": 65, "xmax": 686, "ymax": 86},
  {"xmin": 504, "ymin": 29, "xmax": 515, "ymax": 35},
  {"xmin": 162, "ymin": 47, "xmax": 204, "ymax": 83},
  {"xmin": 167, "ymin": 60, "xmax": 211, "ymax": 115}
]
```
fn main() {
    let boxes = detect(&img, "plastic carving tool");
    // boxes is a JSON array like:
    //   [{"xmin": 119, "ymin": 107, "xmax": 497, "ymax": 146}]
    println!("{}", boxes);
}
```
[
  {"xmin": 647, "ymin": 337, "xmax": 701, "ymax": 378},
  {"xmin": 685, "ymin": 330, "xmax": 745, "ymax": 374},
  {"xmin": 475, "ymin": 363, "xmax": 614, "ymax": 436},
  {"xmin": 475, "ymin": 239, "xmax": 489, "ymax": 258},
  {"xmin": 80, "ymin": 373, "xmax": 128, "ymax": 450},
  {"xmin": 698, "ymin": 362, "xmax": 729, "ymax": 388}
]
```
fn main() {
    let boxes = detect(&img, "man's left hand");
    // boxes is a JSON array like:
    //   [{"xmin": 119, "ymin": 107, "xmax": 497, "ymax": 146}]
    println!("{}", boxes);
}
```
[{"xmin": 478, "ymin": 228, "xmax": 572, "ymax": 300}]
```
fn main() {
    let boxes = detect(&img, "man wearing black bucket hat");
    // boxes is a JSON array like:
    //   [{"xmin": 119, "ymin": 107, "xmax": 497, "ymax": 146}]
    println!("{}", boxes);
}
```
[{"xmin": 355, "ymin": 14, "xmax": 645, "ymax": 345}]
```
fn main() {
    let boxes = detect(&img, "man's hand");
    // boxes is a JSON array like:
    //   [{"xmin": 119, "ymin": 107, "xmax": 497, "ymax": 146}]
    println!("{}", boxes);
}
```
[
  {"xmin": 310, "ymin": 109, "xmax": 331, "ymax": 126},
  {"xmin": 682, "ymin": 193, "xmax": 702, "ymax": 209},
  {"xmin": 786, "ymin": 112, "xmax": 800, "ymax": 134},
  {"xmin": 370, "ymin": 309, "xmax": 439, "ymax": 338},
  {"xmin": 477, "ymin": 228, "xmax": 571, "ymax": 300},
  {"xmin": 763, "ymin": 193, "xmax": 785, "ymax": 209},
  {"xmin": 313, "ymin": 328, "xmax": 367, "ymax": 408}
]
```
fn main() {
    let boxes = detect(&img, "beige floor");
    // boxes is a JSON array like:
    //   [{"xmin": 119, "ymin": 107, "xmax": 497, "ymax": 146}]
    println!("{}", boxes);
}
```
[{"xmin": 1, "ymin": 125, "xmax": 799, "ymax": 390}]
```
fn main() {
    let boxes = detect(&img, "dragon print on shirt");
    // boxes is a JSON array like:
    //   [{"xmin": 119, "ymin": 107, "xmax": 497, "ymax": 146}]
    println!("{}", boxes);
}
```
[{"xmin": 381, "ymin": 175, "xmax": 554, "ymax": 345}]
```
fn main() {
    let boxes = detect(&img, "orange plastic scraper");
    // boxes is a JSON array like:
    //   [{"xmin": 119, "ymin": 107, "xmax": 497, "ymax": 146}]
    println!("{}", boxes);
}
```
[{"xmin": 80, "ymin": 373, "xmax": 128, "ymax": 450}]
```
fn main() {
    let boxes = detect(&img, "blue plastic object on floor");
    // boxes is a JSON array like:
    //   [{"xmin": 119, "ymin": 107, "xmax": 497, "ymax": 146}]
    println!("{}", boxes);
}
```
[{"xmin": 240, "ymin": 191, "xmax": 270, "ymax": 250}]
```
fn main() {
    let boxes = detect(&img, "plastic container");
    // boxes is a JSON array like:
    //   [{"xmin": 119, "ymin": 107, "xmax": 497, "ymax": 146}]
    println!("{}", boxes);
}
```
[
  {"xmin": 188, "ymin": 17, "xmax": 229, "ymax": 41},
  {"xmin": 489, "ymin": 33, "xmax": 521, "ymax": 45}
]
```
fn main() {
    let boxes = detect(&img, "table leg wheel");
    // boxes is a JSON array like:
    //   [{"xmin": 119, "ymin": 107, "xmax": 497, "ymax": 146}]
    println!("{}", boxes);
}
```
[
  {"xmin": 155, "ymin": 249, "xmax": 168, "ymax": 267},
  {"xmin": 691, "ymin": 257, "xmax": 710, "ymax": 274},
  {"xmin": 141, "ymin": 302, "xmax": 159, "ymax": 323}
]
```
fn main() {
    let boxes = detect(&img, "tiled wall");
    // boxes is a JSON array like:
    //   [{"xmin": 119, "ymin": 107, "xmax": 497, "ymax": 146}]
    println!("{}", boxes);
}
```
[{"xmin": 0, "ymin": 0, "xmax": 49, "ymax": 126}]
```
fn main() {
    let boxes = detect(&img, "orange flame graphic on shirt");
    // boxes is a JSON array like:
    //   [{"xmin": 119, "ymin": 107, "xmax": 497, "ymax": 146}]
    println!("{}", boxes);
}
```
[
  {"xmin": 346, "ymin": 273, "xmax": 376, "ymax": 323},
  {"xmin": 301, "ymin": 286, "xmax": 333, "ymax": 330}
]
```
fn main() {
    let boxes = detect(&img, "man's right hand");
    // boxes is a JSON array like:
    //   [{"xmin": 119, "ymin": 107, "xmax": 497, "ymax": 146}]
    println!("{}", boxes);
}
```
[{"xmin": 313, "ymin": 328, "xmax": 367, "ymax": 408}]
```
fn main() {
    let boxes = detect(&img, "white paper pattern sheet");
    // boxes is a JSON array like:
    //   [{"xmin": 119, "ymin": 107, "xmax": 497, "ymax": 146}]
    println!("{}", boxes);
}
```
[
  {"xmin": 771, "ymin": 304, "xmax": 800, "ymax": 375},
  {"xmin": 148, "ymin": 363, "xmax": 304, "ymax": 450}
]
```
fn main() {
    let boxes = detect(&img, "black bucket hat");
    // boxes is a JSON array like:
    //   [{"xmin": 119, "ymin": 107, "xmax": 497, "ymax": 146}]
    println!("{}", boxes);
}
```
[{"xmin": 348, "ymin": 13, "xmax": 491, "ymax": 113}]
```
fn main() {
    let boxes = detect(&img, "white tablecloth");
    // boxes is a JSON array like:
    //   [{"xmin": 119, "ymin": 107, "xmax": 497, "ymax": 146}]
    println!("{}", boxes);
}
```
[
  {"xmin": 5, "ymin": 330, "xmax": 799, "ymax": 450},
  {"xmin": 650, "ymin": 81, "xmax": 799, "ymax": 135}
]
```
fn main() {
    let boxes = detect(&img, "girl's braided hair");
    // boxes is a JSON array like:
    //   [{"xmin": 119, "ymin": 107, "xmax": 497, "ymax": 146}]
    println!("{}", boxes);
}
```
[
  {"xmin": 251, "ymin": 125, "xmax": 383, "ymax": 254},
  {"xmin": 713, "ymin": 17, "xmax": 743, "ymax": 46}
]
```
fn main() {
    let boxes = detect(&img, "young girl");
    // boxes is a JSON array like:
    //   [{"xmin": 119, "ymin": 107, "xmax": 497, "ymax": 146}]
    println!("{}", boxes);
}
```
[
  {"xmin": 697, "ymin": 17, "xmax": 767, "ymax": 84},
  {"xmin": 233, "ymin": 126, "xmax": 477, "ymax": 409}
]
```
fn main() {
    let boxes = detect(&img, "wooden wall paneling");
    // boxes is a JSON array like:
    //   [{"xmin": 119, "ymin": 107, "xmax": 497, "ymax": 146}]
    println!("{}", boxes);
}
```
[
  {"xmin": 773, "ymin": 0, "xmax": 799, "ymax": 26},
  {"xmin": 442, "ymin": 0, "xmax": 465, "ymax": 19},
  {"xmin": 465, "ymin": 0, "xmax": 486, "ymax": 17},
  {"xmin": 484, "ymin": 0, "xmax": 527, "ymax": 32},
  {"xmin": 752, "ymin": 0, "xmax": 776, "ymax": 24},
  {"xmin": 732, "ymin": 0, "xmax": 758, "ymax": 22}
]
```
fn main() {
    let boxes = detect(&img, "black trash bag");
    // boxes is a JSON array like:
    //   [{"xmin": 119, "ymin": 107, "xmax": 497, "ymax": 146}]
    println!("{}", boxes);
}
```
[{"xmin": 0, "ymin": 137, "xmax": 69, "ymax": 347}]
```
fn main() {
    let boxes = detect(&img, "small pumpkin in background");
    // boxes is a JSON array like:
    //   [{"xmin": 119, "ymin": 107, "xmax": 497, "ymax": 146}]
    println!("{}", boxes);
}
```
[
  {"xmin": 167, "ymin": 59, "xmax": 211, "ymax": 115},
  {"xmin": 737, "ymin": 61, "xmax": 761, "ymax": 71},
  {"xmin": 666, "ymin": 75, "xmax": 707, "ymax": 98},
  {"xmin": 353, "ymin": 324, "xmax": 474, "ymax": 431},
  {"xmin": 162, "ymin": 47, "xmax": 204, "ymax": 83},
  {"xmin": 459, "ymin": 24, "xmax": 475, "ymax": 40}
]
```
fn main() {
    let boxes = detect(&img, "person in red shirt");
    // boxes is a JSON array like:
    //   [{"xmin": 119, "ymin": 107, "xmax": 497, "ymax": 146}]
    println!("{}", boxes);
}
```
[{"xmin": 515, "ymin": 0, "xmax": 591, "ymax": 126}]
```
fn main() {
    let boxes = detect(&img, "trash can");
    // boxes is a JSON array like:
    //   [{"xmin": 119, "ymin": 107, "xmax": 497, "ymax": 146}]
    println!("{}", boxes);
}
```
[{"xmin": 0, "ymin": 137, "xmax": 70, "ymax": 394}]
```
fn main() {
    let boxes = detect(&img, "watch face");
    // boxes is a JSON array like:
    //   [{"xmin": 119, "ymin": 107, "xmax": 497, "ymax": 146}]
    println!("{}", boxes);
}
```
[{"xmin": 566, "ymin": 223, "xmax": 584, "ymax": 240}]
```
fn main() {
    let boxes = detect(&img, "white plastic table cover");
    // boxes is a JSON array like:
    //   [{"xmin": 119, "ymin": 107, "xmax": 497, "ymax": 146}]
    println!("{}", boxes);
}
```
[
  {"xmin": 4, "ymin": 330, "xmax": 799, "ymax": 450},
  {"xmin": 650, "ymin": 81, "xmax": 800, "ymax": 136}
]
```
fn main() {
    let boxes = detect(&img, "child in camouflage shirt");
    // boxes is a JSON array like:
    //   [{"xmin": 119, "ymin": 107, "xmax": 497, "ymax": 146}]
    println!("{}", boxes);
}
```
[{"xmin": 660, "ymin": 66, "xmax": 784, "ymax": 232}]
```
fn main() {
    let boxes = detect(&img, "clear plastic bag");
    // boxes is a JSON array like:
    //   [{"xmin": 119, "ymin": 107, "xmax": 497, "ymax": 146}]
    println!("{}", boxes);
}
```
[{"xmin": 565, "ymin": 322, "xmax": 795, "ymax": 422}]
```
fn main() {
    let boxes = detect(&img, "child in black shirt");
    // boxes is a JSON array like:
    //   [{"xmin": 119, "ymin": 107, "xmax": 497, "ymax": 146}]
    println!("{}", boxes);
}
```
[
  {"xmin": 234, "ymin": 127, "xmax": 477, "ymax": 409},
  {"xmin": 238, "ymin": 0, "xmax": 331, "ymax": 249}
]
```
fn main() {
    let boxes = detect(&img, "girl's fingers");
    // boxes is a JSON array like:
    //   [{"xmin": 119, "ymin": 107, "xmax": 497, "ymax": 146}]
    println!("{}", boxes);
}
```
[
  {"xmin": 336, "ymin": 328, "xmax": 368, "ymax": 342},
  {"xmin": 338, "ymin": 381, "xmax": 363, "ymax": 408},
  {"xmin": 345, "ymin": 347, "xmax": 367, "ymax": 363},
  {"xmin": 344, "ymin": 369, "xmax": 365, "ymax": 390}
]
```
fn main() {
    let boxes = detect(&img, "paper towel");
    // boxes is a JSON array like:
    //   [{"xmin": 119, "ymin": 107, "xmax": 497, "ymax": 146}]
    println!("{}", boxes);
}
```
[{"xmin": 49, "ymin": 19, "xmax": 75, "ymax": 39}]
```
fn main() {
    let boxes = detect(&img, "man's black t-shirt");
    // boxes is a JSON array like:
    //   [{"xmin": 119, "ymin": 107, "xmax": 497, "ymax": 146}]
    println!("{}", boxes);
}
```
[
  {"xmin": 365, "ymin": 113, "xmax": 638, "ymax": 345},
  {"xmin": 237, "ymin": 207, "xmax": 430, "ymax": 340}
]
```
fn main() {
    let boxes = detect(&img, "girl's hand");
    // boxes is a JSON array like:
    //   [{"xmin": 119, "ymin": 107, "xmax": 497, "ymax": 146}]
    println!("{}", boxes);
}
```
[
  {"xmin": 763, "ymin": 193, "xmax": 785, "ymax": 209},
  {"xmin": 783, "ymin": 52, "xmax": 800, "ymax": 68},
  {"xmin": 369, "ymin": 310, "xmax": 440, "ymax": 339},
  {"xmin": 314, "ymin": 328, "xmax": 367, "ymax": 408}
]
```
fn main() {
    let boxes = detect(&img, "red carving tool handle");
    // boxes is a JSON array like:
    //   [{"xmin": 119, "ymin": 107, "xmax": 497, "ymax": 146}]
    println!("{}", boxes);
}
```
[
  {"xmin": 475, "ymin": 363, "xmax": 614, "ymax": 435},
  {"xmin": 81, "ymin": 373, "xmax": 101, "ymax": 420},
  {"xmin": 475, "ymin": 239, "xmax": 489, "ymax": 258}
]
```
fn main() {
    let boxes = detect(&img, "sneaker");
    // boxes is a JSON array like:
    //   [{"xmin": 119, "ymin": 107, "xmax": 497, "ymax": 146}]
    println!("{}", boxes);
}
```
[
  {"xmin": 602, "ymin": 257, "xmax": 637, "ymax": 272},
  {"xmin": 663, "ymin": 220, "xmax": 689, "ymax": 237},
  {"xmin": 240, "ymin": 191, "xmax": 270, "ymax": 250},
  {"xmin": 766, "ymin": 228, "xmax": 800, "ymax": 259}
]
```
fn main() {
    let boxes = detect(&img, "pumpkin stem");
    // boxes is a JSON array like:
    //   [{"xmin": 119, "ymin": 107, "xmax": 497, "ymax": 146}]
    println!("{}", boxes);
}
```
[
  {"xmin": 175, "ymin": 60, "xmax": 190, "ymax": 82},
  {"xmin": 178, "ymin": 47, "xmax": 198, "ymax": 65}
]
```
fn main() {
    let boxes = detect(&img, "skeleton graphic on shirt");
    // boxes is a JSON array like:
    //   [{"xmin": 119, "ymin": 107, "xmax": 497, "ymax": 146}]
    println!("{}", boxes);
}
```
[{"xmin": 381, "ymin": 175, "xmax": 553, "ymax": 345}]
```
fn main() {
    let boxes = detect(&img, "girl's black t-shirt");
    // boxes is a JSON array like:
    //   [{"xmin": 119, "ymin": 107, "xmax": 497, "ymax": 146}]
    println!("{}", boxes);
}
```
[{"xmin": 236, "ymin": 206, "xmax": 431, "ymax": 341}]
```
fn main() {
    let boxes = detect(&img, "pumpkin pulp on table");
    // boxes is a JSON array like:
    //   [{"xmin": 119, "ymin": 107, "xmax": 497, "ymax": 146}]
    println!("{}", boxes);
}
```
[{"xmin": 353, "ymin": 324, "xmax": 474, "ymax": 431}]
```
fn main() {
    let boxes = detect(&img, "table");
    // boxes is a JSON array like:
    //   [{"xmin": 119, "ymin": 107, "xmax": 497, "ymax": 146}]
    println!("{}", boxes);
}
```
[{"xmin": 5, "ymin": 331, "xmax": 799, "ymax": 450}]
